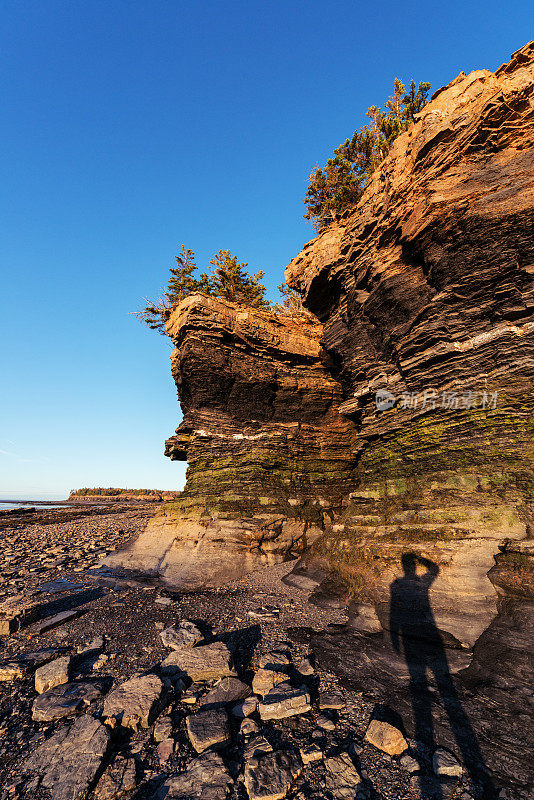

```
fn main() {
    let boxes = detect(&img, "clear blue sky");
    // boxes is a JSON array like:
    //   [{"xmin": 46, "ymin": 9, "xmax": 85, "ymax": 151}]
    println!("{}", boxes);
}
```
[{"xmin": 1, "ymin": 1, "xmax": 531, "ymax": 499}]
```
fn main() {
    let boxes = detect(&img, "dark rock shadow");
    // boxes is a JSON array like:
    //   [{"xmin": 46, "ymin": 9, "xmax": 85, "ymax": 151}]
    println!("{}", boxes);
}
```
[{"xmin": 215, "ymin": 624, "xmax": 262, "ymax": 678}]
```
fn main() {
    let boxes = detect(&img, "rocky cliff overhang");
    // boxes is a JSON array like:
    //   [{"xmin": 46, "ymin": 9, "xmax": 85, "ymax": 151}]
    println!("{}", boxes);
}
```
[
  {"xmin": 105, "ymin": 294, "xmax": 358, "ymax": 587},
  {"xmin": 106, "ymin": 44, "xmax": 534, "ymax": 655}
]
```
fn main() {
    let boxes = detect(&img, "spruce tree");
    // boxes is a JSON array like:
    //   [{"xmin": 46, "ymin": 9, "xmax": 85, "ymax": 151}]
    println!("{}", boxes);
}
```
[
  {"xmin": 208, "ymin": 250, "xmax": 270, "ymax": 309},
  {"xmin": 304, "ymin": 79, "xmax": 431, "ymax": 229}
]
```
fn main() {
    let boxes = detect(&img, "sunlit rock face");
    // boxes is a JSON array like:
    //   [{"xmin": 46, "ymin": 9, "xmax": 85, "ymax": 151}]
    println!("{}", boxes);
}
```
[
  {"xmin": 106, "ymin": 44, "xmax": 534, "ymax": 652},
  {"xmin": 284, "ymin": 42, "xmax": 534, "ymax": 648},
  {"xmin": 105, "ymin": 294, "xmax": 358, "ymax": 587}
]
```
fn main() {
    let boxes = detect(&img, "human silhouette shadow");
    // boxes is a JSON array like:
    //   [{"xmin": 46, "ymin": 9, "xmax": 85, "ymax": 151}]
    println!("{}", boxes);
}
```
[{"xmin": 389, "ymin": 553, "xmax": 496, "ymax": 799}]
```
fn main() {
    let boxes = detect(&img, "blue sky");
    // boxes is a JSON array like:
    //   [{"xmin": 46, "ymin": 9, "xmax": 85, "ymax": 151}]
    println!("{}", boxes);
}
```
[{"xmin": 1, "ymin": 1, "xmax": 531, "ymax": 499}]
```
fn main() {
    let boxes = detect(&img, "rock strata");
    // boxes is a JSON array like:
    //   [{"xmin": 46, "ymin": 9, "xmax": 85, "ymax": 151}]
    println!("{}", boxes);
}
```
[{"xmin": 105, "ymin": 45, "xmax": 534, "ymax": 665}]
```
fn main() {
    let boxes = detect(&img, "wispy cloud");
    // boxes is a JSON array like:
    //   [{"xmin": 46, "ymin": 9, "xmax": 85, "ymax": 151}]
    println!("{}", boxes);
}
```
[{"xmin": 0, "ymin": 448, "xmax": 46, "ymax": 464}]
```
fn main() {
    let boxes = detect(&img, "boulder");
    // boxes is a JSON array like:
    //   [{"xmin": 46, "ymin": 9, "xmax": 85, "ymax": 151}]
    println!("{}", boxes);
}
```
[
  {"xmin": 185, "ymin": 708, "xmax": 231, "ymax": 753},
  {"xmin": 161, "ymin": 642, "xmax": 235, "ymax": 681},
  {"xmin": 364, "ymin": 719, "xmax": 408, "ymax": 756},
  {"xmin": 103, "ymin": 673, "xmax": 164, "ymax": 730}
]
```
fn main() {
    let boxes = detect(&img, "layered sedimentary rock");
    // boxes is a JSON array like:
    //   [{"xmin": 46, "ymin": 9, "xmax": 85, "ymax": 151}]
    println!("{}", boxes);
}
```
[
  {"xmin": 107, "ymin": 44, "xmax": 534, "ymax": 652},
  {"xmin": 105, "ymin": 295, "xmax": 358, "ymax": 586},
  {"xmin": 284, "ymin": 42, "xmax": 534, "ymax": 647}
]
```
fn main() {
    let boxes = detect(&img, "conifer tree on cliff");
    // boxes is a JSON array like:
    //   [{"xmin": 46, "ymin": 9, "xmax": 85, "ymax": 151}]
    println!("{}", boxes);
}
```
[
  {"xmin": 208, "ymin": 249, "xmax": 270, "ymax": 309},
  {"xmin": 304, "ymin": 78, "xmax": 431, "ymax": 229},
  {"xmin": 137, "ymin": 246, "xmax": 270, "ymax": 333}
]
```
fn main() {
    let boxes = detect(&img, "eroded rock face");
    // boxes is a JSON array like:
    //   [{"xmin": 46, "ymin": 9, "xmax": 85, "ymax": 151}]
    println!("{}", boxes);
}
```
[
  {"xmin": 106, "ymin": 295, "xmax": 357, "ymax": 587},
  {"xmin": 284, "ymin": 41, "xmax": 534, "ymax": 648},
  {"xmin": 107, "ymin": 45, "xmax": 534, "ymax": 653}
]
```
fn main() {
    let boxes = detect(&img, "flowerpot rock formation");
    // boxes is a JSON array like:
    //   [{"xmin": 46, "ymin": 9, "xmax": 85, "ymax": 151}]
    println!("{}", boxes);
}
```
[{"xmin": 105, "ymin": 43, "xmax": 534, "ymax": 654}]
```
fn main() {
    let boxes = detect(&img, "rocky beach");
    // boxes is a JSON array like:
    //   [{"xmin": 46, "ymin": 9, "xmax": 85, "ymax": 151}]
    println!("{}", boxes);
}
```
[
  {"xmin": 0, "ymin": 503, "xmax": 531, "ymax": 800},
  {"xmin": 1, "ymin": 40, "xmax": 533, "ymax": 800}
]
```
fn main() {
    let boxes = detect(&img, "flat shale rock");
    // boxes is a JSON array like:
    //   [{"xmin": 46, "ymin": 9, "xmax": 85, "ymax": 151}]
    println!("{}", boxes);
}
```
[
  {"xmin": 160, "ymin": 620, "xmax": 203, "ymax": 650},
  {"xmin": 433, "ymin": 747, "xmax": 463, "ymax": 778},
  {"xmin": 161, "ymin": 641, "xmax": 235, "ymax": 681},
  {"xmin": 199, "ymin": 676, "xmax": 251, "ymax": 707},
  {"xmin": 0, "ymin": 648, "xmax": 60, "ymax": 681},
  {"xmin": 324, "ymin": 752, "xmax": 364, "ymax": 799},
  {"xmin": 252, "ymin": 666, "xmax": 288, "ymax": 697},
  {"xmin": 318, "ymin": 692, "xmax": 345, "ymax": 710},
  {"xmin": 93, "ymin": 754, "xmax": 137, "ymax": 799},
  {"xmin": 156, "ymin": 752, "xmax": 232, "ymax": 800},
  {"xmin": 103, "ymin": 673, "xmax": 163, "ymax": 730},
  {"xmin": 258, "ymin": 682, "xmax": 311, "ymax": 721},
  {"xmin": 32, "ymin": 680, "xmax": 104, "ymax": 722},
  {"xmin": 35, "ymin": 654, "xmax": 71, "ymax": 694},
  {"xmin": 185, "ymin": 708, "xmax": 231, "ymax": 753},
  {"xmin": 22, "ymin": 714, "xmax": 109, "ymax": 800},
  {"xmin": 244, "ymin": 749, "xmax": 302, "ymax": 800}
]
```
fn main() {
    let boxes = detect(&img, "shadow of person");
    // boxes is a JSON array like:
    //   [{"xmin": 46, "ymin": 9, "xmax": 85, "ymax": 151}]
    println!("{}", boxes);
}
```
[{"xmin": 390, "ymin": 553, "xmax": 496, "ymax": 799}]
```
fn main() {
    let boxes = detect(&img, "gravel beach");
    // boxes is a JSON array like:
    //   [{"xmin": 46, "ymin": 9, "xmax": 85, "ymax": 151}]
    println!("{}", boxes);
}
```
[{"xmin": 0, "ymin": 506, "xmax": 528, "ymax": 800}]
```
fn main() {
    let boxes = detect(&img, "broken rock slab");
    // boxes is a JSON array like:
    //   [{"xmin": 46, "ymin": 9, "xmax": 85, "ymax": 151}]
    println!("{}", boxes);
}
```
[
  {"xmin": 0, "ymin": 648, "xmax": 61, "ymax": 681},
  {"xmin": 103, "ymin": 673, "xmax": 164, "ymax": 731},
  {"xmin": 232, "ymin": 695, "xmax": 258, "ymax": 718},
  {"xmin": 186, "ymin": 708, "xmax": 231, "ymax": 753},
  {"xmin": 93, "ymin": 754, "xmax": 137, "ymax": 800},
  {"xmin": 258, "ymin": 682, "xmax": 311, "ymax": 721},
  {"xmin": 22, "ymin": 714, "xmax": 109, "ymax": 800},
  {"xmin": 35, "ymin": 654, "xmax": 71, "ymax": 694},
  {"xmin": 364, "ymin": 719, "xmax": 408, "ymax": 756},
  {"xmin": 244, "ymin": 749, "xmax": 302, "ymax": 800},
  {"xmin": 252, "ymin": 666, "xmax": 288, "ymax": 697},
  {"xmin": 32, "ymin": 680, "xmax": 105, "ymax": 722},
  {"xmin": 160, "ymin": 620, "xmax": 203, "ymax": 650},
  {"xmin": 0, "ymin": 593, "xmax": 42, "ymax": 635},
  {"xmin": 161, "ymin": 641, "xmax": 235, "ymax": 681},
  {"xmin": 324, "ymin": 752, "xmax": 364, "ymax": 799},
  {"xmin": 156, "ymin": 751, "xmax": 232, "ymax": 800},
  {"xmin": 199, "ymin": 676, "xmax": 251, "ymax": 708},
  {"xmin": 433, "ymin": 748, "xmax": 463, "ymax": 778}
]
